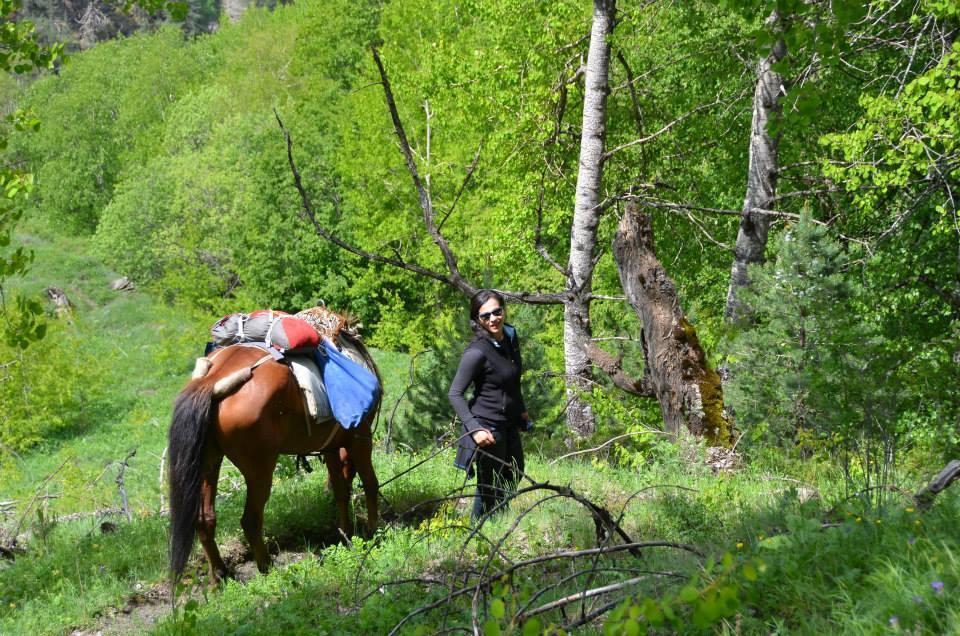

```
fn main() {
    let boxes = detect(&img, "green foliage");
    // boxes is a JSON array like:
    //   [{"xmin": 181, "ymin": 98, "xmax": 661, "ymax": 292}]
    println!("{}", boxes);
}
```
[
  {"xmin": 14, "ymin": 25, "xmax": 215, "ymax": 233},
  {"xmin": 0, "ymin": 312, "xmax": 125, "ymax": 455},
  {"xmin": 605, "ymin": 551, "xmax": 756, "ymax": 633},
  {"xmin": 726, "ymin": 214, "xmax": 914, "ymax": 506},
  {"xmin": 727, "ymin": 214, "xmax": 868, "ymax": 441},
  {"xmin": 0, "ymin": 0, "xmax": 62, "ymax": 351},
  {"xmin": 816, "ymin": 19, "xmax": 960, "ymax": 462},
  {"xmin": 731, "ymin": 496, "xmax": 960, "ymax": 633},
  {"xmin": 3, "ymin": 3, "xmax": 960, "ymax": 633},
  {"xmin": 0, "ymin": 0, "xmax": 63, "ymax": 74}
]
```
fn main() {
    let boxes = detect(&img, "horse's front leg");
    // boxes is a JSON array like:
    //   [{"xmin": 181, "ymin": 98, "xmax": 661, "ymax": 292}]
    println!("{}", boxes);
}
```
[
  {"xmin": 238, "ymin": 456, "xmax": 278, "ymax": 573},
  {"xmin": 324, "ymin": 450, "xmax": 354, "ymax": 540},
  {"xmin": 351, "ymin": 437, "xmax": 379, "ymax": 537}
]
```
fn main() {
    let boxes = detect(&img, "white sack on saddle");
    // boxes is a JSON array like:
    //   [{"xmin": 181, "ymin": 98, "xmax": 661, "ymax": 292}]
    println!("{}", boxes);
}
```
[{"xmin": 288, "ymin": 355, "xmax": 333, "ymax": 424}]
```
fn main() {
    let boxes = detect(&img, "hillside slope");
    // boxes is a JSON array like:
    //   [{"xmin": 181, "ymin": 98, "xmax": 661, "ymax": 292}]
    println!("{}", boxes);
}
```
[{"xmin": 1, "ymin": 231, "xmax": 959, "ymax": 635}]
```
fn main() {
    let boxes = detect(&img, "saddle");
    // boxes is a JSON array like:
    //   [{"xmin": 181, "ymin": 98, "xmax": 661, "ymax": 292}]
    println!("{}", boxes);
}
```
[{"xmin": 197, "ymin": 305, "xmax": 380, "ymax": 436}]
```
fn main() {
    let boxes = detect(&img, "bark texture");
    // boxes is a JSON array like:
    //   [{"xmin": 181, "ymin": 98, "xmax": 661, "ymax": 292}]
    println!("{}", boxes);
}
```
[
  {"xmin": 222, "ymin": 0, "xmax": 252, "ymax": 23},
  {"xmin": 564, "ymin": 0, "xmax": 616, "ymax": 437},
  {"xmin": 614, "ymin": 202, "xmax": 732, "ymax": 444},
  {"xmin": 725, "ymin": 34, "xmax": 787, "ymax": 322},
  {"xmin": 914, "ymin": 460, "xmax": 960, "ymax": 510}
]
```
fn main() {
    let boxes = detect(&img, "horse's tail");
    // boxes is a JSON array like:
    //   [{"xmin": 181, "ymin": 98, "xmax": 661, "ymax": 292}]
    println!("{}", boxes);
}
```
[{"xmin": 168, "ymin": 380, "xmax": 214, "ymax": 580}]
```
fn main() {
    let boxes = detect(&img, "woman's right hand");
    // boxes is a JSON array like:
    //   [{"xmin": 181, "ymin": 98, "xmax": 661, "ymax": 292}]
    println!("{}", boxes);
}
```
[{"xmin": 472, "ymin": 429, "xmax": 495, "ymax": 447}]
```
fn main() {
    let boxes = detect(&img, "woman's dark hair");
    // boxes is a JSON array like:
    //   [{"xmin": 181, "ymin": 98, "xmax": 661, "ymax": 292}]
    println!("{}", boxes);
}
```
[{"xmin": 469, "ymin": 289, "xmax": 505, "ymax": 338}]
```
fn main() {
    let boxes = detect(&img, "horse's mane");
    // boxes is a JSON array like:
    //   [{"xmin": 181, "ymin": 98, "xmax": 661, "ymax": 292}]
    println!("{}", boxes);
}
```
[
  {"xmin": 339, "ymin": 330, "xmax": 383, "ymax": 390},
  {"xmin": 296, "ymin": 305, "xmax": 383, "ymax": 389},
  {"xmin": 295, "ymin": 305, "xmax": 361, "ymax": 340}
]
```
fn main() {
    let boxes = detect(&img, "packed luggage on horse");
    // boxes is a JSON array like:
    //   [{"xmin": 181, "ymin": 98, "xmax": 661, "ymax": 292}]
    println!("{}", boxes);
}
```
[{"xmin": 167, "ymin": 304, "xmax": 381, "ymax": 584}]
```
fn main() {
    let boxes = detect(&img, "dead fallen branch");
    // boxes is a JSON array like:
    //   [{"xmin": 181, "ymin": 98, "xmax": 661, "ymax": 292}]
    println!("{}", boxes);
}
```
[
  {"xmin": 387, "ymin": 540, "xmax": 700, "ymax": 635},
  {"xmin": 115, "ymin": 448, "xmax": 137, "ymax": 522},
  {"xmin": 1, "ymin": 460, "xmax": 69, "ymax": 554},
  {"xmin": 518, "ymin": 573, "xmax": 664, "ymax": 621},
  {"xmin": 549, "ymin": 431, "xmax": 666, "ymax": 464},
  {"xmin": 914, "ymin": 459, "xmax": 960, "ymax": 511}
]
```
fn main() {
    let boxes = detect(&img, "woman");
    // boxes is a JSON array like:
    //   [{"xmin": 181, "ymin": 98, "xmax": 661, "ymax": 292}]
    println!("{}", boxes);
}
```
[{"xmin": 448, "ymin": 289, "xmax": 533, "ymax": 521}]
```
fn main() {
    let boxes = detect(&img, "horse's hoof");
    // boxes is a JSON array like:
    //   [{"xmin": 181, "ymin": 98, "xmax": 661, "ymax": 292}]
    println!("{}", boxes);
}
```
[{"xmin": 206, "ymin": 572, "xmax": 228, "ymax": 588}]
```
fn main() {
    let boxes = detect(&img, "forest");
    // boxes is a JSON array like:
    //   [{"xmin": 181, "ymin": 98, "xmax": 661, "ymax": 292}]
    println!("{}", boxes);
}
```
[{"xmin": 0, "ymin": 0, "xmax": 958, "ymax": 633}]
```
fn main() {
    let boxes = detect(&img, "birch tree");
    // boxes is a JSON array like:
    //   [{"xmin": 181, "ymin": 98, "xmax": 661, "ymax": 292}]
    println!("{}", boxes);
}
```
[
  {"xmin": 725, "ymin": 16, "xmax": 785, "ymax": 322},
  {"xmin": 562, "ymin": 0, "xmax": 616, "ymax": 437}
]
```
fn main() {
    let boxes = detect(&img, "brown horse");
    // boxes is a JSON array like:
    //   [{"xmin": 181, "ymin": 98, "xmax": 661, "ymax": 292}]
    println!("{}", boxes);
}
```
[{"xmin": 167, "ymin": 342, "xmax": 380, "ymax": 584}]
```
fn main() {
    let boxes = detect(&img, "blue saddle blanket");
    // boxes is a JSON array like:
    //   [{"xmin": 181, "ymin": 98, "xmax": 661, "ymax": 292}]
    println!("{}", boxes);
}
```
[{"xmin": 314, "ymin": 338, "xmax": 380, "ymax": 429}]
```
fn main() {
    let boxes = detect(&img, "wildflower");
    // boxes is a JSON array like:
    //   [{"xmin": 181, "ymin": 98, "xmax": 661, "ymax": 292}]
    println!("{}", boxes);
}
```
[
  {"xmin": 8, "ymin": 603, "xmax": 15, "ymax": 609},
  {"xmin": 875, "ymin": 519, "xmax": 882, "ymax": 524},
  {"xmin": 915, "ymin": 520, "xmax": 922, "ymax": 526},
  {"xmin": 905, "ymin": 507, "xmax": 914, "ymax": 513},
  {"xmin": 889, "ymin": 615, "xmax": 900, "ymax": 628},
  {"xmin": 931, "ymin": 581, "xmax": 944, "ymax": 594},
  {"xmin": 856, "ymin": 517, "xmax": 862, "ymax": 523},
  {"xmin": 736, "ymin": 542, "xmax": 744, "ymax": 550},
  {"xmin": 907, "ymin": 537, "xmax": 916, "ymax": 546}
]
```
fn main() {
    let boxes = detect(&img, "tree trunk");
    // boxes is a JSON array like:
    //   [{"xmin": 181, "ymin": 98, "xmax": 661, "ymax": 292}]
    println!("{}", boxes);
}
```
[
  {"xmin": 614, "ymin": 202, "xmax": 732, "ymax": 444},
  {"xmin": 724, "ymin": 33, "xmax": 786, "ymax": 322},
  {"xmin": 221, "ymin": 0, "xmax": 252, "ymax": 23},
  {"xmin": 914, "ymin": 460, "xmax": 960, "ymax": 510},
  {"xmin": 563, "ymin": 0, "xmax": 616, "ymax": 437}
]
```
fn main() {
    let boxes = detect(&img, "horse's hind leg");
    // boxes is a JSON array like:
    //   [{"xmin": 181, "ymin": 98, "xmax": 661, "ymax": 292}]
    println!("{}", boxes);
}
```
[
  {"xmin": 351, "ymin": 437, "xmax": 379, "ymax": 537},
  {"xmin": 324, "ymin": 450, "xmax": 354, "ymax": 540},
  {"xmin": 197, "ymin": 445, "xmax": 228, "ymax": 585},
  {"xmin": 238, "ymin": 456, "xmax": 278, "ymax": 574}
]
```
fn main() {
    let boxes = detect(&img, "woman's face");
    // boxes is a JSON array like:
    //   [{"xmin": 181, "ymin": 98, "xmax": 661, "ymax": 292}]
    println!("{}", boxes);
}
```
[{"xmin": 477, "ymin": 297, "xmax": 505, "ymax": 340}]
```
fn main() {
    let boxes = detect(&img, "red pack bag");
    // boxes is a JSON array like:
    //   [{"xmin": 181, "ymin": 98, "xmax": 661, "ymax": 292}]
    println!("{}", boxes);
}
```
[{"xmin": 266, "ymin": 316, "xmax": 320, "ymax": 354}]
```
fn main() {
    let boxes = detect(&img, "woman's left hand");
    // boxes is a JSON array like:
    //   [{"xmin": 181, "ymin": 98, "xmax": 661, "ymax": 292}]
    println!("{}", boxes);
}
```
[{"xmin": 521, "ymin": 412, "xmax": 533, "ymax": 432}]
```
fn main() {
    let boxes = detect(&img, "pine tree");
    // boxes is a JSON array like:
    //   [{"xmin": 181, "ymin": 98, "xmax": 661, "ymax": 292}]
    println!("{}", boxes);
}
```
[
  {"xmin": 727, "ymin": 213, "xmax": 867, "ymax": 444},
  {"xmin": 728, "ymin": 213, "xmax": 908, "ymax": 505}
]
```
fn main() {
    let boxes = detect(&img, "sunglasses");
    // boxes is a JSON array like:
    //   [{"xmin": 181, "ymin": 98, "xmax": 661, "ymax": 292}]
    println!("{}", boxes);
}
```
[{"xmin": 478, "ymin": 306, "xmax": 504, "ymax": 321}]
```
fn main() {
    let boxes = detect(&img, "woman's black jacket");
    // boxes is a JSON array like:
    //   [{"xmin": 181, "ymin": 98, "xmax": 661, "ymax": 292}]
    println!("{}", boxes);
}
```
[{"xmin": 448, "ymin": 324, "xmax": 526, "ymax": 471}]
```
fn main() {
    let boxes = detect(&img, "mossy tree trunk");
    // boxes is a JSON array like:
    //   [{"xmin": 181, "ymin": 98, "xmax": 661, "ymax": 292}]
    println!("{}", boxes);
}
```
[{"xmin": 612, "ymin": 202, "xmax": 732, "ymax": 445}]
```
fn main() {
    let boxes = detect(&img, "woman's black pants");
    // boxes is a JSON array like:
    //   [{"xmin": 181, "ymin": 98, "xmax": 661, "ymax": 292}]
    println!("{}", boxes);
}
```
[{"xmin": 472, "ymin": 426, "xmax": 524, "ymax": 521}]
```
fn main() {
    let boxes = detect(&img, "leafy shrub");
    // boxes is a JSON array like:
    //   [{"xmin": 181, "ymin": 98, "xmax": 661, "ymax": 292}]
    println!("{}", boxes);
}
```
[
  {"xmin": 0, "ymin": 312, "xmax": 106, "ymax": 455},
  {"xmin": 726, "ymin": 214, "xmax": 913, "ymax": 507}
]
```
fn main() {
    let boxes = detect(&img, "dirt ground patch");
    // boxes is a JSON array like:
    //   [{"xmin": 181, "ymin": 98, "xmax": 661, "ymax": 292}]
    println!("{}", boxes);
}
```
[{"xmin": 67, "ymin": 541, "xmax": 311, "ymax": 635}]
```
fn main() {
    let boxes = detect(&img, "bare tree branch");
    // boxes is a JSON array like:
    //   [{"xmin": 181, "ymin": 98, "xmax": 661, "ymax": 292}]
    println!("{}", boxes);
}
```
[
  {"xmin": 518, "ymin": 573, "xmax": 665, "ymax": 621},
  {"xmin": 532, "ymin": 168, "xmax": 571, "ymax": 276},
  {"xmin": 586, "ymin": 343, "xmax": 654, "ymax": 397},
  {"xmin": 602, "ymin": 95, "xmax": 725, "ymax": 162},
  {"xmin": 371, "ymin": 47, "xmax": 473, "ymax": 296},
  {"xmin": 914, "ymin": 460, "xmax": 960, "ymax": 511},
  {"xmin": 437, "ymin": 142, "xmax": 483, "ymax": 232},
  {"xmin": 387, "ymin": 539, "xmax": 700, "ymax": 635},
  {"xmin": 550, "ymin": 431, "xmax": 668, "ymax": 464},
  {"xmin": 277, "ymin": 83, "xmax": 568, "ymax": 305},
  {"xmin": 275, "ymin": 109, "xmax": 464, "ymax": 289}
]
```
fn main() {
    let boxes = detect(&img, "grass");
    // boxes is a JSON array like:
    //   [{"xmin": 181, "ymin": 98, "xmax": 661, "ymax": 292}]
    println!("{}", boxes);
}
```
[{"xmin": 2, "ymin": 230, "xmax": 960, "ymax": 634}]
